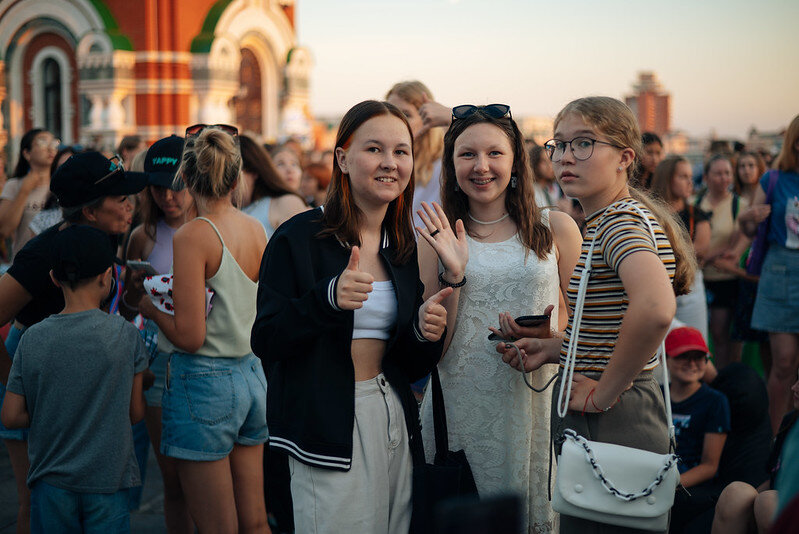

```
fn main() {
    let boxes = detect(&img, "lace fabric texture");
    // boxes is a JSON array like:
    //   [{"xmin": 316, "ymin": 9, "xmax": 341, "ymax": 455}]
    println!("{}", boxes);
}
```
[{"xmin": 420, "ymin": 227, "xmax": 560, "ymax": 533}]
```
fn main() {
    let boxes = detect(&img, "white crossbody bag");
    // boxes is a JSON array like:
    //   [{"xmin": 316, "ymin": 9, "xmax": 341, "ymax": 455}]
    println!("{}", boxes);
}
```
[{"xmin": 551, "ymin": 204, "xmax": 680, "ymax": 531}]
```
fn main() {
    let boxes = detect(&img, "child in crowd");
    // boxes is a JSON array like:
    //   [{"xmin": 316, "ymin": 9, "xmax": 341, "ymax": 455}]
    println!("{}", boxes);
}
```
[
  {"xmin": 667, "ymin": 325, "xmax": 731, "ymax": 533},
  {"xmin": 1, "ymin": 224, "xmax": 147, "ymax": 533},
  {"xmin": 667, "ymin": 326, "xmax": 730, "ymax": 485}
]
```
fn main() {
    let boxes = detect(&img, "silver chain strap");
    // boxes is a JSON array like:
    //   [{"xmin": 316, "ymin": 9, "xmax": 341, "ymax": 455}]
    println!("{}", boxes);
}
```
[{"xmin": 563, "ymin": 429, "xmax": 678, "ymax": 502}]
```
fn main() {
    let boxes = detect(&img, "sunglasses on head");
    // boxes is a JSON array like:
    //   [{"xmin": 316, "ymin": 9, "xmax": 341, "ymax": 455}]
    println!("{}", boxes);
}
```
[
  {"xmin": 451, "ymin": 104, "xmax": 512, "ymax": 121},
  {"xmin": 93, "ymin": 154, "xmax": 125, "ymax": 185},
  {"xmin": 185, "ymin": 124, "xmax": 239, "ymax": 138}
]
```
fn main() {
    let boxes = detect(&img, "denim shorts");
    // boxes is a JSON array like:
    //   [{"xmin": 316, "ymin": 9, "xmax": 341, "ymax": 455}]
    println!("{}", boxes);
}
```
[
  {"xmin": 160, "ymin": 352, "xmax": 268, "ymax": 461},
  {"xmin": 752, "ymin": 245, "xmax": 799, "ymax": 333},
  {"xmin": 30, "ymin": 480, "xmax": 130, "ymax": 534},
  {"xmin": 0, "ymin": 325, "xmax": 28, "ymax": 441},
  {"xmin": 143, "ymin": 351, "xmax": 168, "ymax": 408}
]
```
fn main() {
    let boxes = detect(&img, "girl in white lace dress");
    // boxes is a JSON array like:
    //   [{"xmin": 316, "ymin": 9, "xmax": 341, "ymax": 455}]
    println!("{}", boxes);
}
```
[{"xmin": 416, "ymin": 105, "xmax": 582, "ymax": 533}]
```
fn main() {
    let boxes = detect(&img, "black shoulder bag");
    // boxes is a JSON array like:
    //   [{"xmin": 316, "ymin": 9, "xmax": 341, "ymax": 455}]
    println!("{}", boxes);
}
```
[{"xmin": 409, "ymin": 368, "xmax": 479, "ymax": 533}]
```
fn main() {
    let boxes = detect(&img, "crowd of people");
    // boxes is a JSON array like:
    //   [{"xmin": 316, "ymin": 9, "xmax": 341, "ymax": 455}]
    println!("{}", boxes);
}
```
[{"xmin": 0, "ymin": 82, "xmax": 796, "ymax": 534}]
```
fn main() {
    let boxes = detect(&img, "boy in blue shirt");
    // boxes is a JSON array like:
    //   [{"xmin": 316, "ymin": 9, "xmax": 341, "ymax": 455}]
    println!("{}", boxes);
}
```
[{"xmin": 1, "ymin": 225, "xmax": 147, "ymax": 533}]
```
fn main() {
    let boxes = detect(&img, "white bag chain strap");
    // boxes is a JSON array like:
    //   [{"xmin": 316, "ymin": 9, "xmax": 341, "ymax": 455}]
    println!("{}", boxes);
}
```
[
  {"xmin": 563, "ymin": 429, "xmax": 678, "ymax": 501},
  {"xmin": 556, "ymin": 204, "xmax": 678, "ymax": 495}
]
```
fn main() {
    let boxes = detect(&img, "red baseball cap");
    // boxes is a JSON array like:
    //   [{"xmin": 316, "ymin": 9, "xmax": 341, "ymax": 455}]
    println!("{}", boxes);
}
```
[{"xmin": 665, "ymin": 326, "xmax": 710, "ymax": 358}]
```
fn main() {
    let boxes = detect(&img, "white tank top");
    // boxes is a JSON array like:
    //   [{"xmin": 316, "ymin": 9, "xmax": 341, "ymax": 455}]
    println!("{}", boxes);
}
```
[{"xmin": 352, "ymin": 280, "xmax": 398, "ymax": 340}]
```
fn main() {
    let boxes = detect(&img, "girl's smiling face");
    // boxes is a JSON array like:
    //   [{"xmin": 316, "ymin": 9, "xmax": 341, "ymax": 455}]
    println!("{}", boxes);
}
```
[
  {"xmin": 335, "ymin": 114, "xmax": 413, "ymax": 212},
  {"xmin": 452, "ymin": 122, "xmax": 514, "ymax": 210}
]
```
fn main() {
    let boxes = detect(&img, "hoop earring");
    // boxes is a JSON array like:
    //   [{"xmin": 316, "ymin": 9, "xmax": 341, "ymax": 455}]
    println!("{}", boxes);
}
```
[{"xmin": 510, "ymin": 175, "xmax": 518, "ymax": 189}]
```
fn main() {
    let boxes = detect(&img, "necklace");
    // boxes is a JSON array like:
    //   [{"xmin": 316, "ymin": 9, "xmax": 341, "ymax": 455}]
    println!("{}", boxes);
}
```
[{"xmin": 468, "ymin": 212, "xmax": 510, "ymax": 225}]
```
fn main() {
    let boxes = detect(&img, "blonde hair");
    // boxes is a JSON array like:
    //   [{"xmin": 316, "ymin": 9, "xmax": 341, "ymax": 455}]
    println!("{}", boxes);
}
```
[
  {"xmin": 775, "ymin": 114, "xmax": 799, "ymax": 173},
  {"xmin": 386, "ymin": 81, "xmax": 444, "ymax": 187},
  {"xmin": 554, "ymin": 96, "xmax": 696, "ymax": 296},
  {"xmin": 177, "ymin": 128, "xmax": 241, "ymax": 200}
]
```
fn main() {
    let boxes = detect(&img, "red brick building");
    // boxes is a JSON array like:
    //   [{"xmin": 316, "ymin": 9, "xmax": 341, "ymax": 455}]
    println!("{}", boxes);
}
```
[
  {"xmin": 625, "ymin": 72, "xmax": 671, "ymax": 137},
  {"xmin": 0, "ymin": 0, "xmax": 312, "ymax": 163}
]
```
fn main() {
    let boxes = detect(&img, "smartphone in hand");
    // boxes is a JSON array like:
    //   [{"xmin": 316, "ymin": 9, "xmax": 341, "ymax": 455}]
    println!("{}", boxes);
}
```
[
  {"xmin": 126, "ymin": 260, "xmax": 158, "ymax": 276},
  {"xmin": 487, "ymin": 314, "xmax": 549, "ymax": 341}
]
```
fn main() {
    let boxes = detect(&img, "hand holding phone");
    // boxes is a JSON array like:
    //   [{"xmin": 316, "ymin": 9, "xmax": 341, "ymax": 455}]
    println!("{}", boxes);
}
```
[
  {"xmin": 126, "ymin": 260, "xmax": 158, "ymax": 276},
  {"xmin": 487, "ymin": 306, "xmax": 554, "ymax": 341}
]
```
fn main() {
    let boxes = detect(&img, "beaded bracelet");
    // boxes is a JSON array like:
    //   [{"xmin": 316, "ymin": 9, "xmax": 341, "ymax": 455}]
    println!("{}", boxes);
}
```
[{"xmin": 438, "ymin": 271, "xmax": 466, "ymax": 288}]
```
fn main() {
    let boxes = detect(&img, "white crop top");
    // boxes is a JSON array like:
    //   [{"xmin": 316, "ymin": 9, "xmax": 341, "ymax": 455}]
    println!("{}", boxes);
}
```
[{"xmin": 352, "ymin": 280, "xmax": 398, "ymax": 340}]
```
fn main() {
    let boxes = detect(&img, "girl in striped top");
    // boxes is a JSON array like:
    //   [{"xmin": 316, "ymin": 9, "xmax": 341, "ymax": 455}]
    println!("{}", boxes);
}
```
[{"xmin": 498, "ymin": 97, "xmax": 696, "ymax": 534}]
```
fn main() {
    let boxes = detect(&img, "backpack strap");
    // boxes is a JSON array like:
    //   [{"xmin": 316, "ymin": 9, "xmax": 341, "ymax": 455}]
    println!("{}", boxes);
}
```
[
  {"xmin": 732, "ymin": 194, "xmax": 740, "ymax": 220},
  {"xmin": 694, "ymin": 189, "xmax": 706, "ymax": 209}
]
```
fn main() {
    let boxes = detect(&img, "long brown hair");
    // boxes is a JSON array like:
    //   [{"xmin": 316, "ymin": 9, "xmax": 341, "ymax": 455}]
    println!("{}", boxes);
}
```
[
  {"xmin": 319, "ymin": 100, "xmax": 416, "ymax": 264},
  {"xmin": 650, "ymin": 155, "xmax": 690, "ymax": 204},
  {"xmin": 386, "ymin": 81, "xmax": 444, "ymax": 188},
  {"xmin": 554, "ymin": 96, "xmax": 696, "ymax": 296},
  {"xmin": 775, "ymin": 114, "xmax": 799, "ymax": 173},
  {"xmin": 440, "ymin": 109, "xmax": 553, "ymax": 260},
  {"xmin": 733, "ymin": 150, "xmax": 766, "ymax": 195},
  {"xmin": 239, "ymin": 135, "xmax": 297, "ymax": 202}
]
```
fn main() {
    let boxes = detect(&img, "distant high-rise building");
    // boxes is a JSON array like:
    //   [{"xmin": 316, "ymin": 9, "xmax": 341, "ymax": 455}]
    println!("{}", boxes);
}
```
[{"xmin": 625, "ymin": 72, "xmax": 671, "ymax": 137}]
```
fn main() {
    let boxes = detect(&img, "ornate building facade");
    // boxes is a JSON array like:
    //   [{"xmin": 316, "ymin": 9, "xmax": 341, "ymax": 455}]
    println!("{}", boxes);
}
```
[{"xmin": 0, "ymin": 0, "xmax": 312, "ymax": 163}]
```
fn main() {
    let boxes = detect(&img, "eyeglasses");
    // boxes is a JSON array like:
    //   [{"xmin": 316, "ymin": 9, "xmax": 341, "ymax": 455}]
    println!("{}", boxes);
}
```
[
  {"xmin": 543, "ymin": 137, "xmax": 625, "ymax": 162},
  {"xmin": 451, "ymin": 104, "xmax": 512, "ymax": 121},
  {"xmin": 35, "ymin": 138, "xmax": 61, "ymax": 150},
  {"xmin": 94, "ymin": 154, "xmax": 125, "ymax": 185},
  {"xmin": 185, "ymin": 124, "xmax": 239, "ymax": 138},
  {"xmin": 672, "ymin": 354, "xmax": 710, "ymax": 365}
]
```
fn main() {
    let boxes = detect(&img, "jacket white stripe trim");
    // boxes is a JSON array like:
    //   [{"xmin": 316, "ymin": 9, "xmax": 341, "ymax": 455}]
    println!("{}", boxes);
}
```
[
  {"xmin": 328, "ymin": 276, "xmax": 342, "ymax": 312},
  {"xmin": 270, "ymin": 436, "xmax": 352, "ymax": 469},
  {"xmin": 413, "ymin": 320, "xmax": 428, "ymax": 342}
]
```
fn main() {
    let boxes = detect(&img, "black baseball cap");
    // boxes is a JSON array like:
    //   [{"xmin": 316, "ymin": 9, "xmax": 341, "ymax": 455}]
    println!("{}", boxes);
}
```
[
  {"xmin": 143, "ymin": 135, "xmax": 185, "ymax": 190},
  {"xmin": 51, "ymin": 225, "xmax": 116, "ymax": 283},
  {"xmin": 51, "ymin": 151, "xmax": 148, "ymax": 208}
]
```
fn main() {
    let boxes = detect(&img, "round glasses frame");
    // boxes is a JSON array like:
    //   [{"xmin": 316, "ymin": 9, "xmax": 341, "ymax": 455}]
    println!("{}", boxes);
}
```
[{"xmin": 543, "ymin": 137, "xmax": 625, "ymax": 162}]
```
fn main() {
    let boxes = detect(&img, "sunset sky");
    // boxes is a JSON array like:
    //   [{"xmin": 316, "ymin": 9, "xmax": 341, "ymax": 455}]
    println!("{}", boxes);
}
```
[{"xmin": 296, "ymin": 0, "xmax": 798, "ymax": 138}]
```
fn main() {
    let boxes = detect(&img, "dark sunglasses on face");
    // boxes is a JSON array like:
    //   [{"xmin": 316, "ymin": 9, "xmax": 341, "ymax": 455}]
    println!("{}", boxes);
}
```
[
  {"xmin": 185, "ymin": 123, "xmax": 239, "ymax": 138},
  {"xmin": 451, "ymin": 104, "xmax": 512, "ymax": 121},
  {"xmin": 93, "ymin": 154, "xmax": 125, "ymax": 185}
]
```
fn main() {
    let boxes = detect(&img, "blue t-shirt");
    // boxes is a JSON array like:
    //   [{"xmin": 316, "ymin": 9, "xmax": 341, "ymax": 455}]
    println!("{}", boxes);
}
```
[
  {"xmin": 761, "ymin": 170, "xmax": 799, "ymax": 249},
  {"xmin": 671, "ymin": 383, "xmax": 731, "ymax": 473}
]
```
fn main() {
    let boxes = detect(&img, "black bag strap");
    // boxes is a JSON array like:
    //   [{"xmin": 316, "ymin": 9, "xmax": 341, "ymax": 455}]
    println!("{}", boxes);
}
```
[
  {"xmin": 431, "ymin": 367, "xmax": 449, "ymax": 458},
  {"xmin": 407, "ymin": 367, "xmax": 450, "ymax": 466}
]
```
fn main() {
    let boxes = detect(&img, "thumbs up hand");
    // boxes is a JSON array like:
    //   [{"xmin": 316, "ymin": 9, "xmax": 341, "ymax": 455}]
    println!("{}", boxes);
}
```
[
  {"xmin": 336, "ymin": 246, "xmax": 374, "ymax": 311},
  {"xmin": 418, "ymin": 287, "xmax": 453, "ymax": 342}
]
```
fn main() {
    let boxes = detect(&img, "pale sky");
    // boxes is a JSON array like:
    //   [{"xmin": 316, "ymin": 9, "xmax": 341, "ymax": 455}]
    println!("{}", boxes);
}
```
[{"xmin": 296, "ymin": 0, "xmax": 798, "ymax": 138}]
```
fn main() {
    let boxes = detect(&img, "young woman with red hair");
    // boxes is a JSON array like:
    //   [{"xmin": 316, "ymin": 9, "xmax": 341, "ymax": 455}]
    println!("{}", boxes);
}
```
[{"xmin": 251, "ymin": 100, "xmax": 452, "ymax": 533}]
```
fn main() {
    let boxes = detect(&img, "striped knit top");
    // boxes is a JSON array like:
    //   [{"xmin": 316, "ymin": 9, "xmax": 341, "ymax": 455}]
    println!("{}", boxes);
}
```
[{"xmin": 560, "ymin": 197, "xmax": 676, "ymax": 372}]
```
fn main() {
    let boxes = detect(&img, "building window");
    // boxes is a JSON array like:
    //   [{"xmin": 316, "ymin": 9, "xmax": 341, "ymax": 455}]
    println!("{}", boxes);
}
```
[{"xmin": 42, "ymin": 58, "xmax": 62, "ymax": 139}]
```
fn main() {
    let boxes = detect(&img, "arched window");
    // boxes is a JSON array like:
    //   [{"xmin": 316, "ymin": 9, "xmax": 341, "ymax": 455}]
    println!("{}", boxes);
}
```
[
  {"xmin": 235, "ymin": 48, "xmax": 263, "ymax": 136},
  {"xmin": 42, "ymin": 58, "xmax": 62, "ymax": 139}
]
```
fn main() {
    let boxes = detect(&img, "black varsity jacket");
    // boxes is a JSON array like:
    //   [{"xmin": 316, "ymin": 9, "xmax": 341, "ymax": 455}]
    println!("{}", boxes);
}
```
[{"xmin": 251, "ymin": 208, "xmax": 445, "ymax": 471}]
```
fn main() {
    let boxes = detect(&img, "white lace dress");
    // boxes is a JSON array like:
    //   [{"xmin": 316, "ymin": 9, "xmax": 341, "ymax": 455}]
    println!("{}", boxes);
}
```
[{"xmin": 420, "ymin": 226, "xmax": 560, "ymax": 534}]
